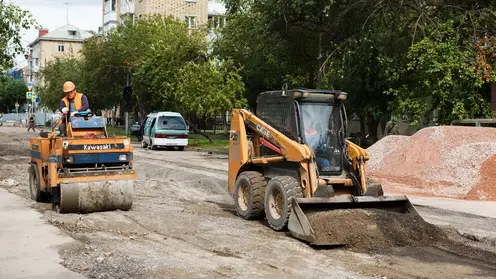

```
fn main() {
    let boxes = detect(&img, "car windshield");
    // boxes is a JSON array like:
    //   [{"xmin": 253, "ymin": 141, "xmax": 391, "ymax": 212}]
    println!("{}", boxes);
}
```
[
  {"xmin": 156, "ymin": 116, "xmax": 186, "ymax": 130},
  {"xmin": 299, "ymin": 102, "xmax": 343, "ymax": 173}
]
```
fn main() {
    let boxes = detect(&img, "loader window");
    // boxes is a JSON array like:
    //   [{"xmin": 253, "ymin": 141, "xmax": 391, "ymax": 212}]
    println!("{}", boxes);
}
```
[
  {"xmin": 299, "ymin": 103, "xmax": 344, "ymax": 174},
  {"xmin": 157, "ymin": 116, "xmax": 187, "ymax": 130}
]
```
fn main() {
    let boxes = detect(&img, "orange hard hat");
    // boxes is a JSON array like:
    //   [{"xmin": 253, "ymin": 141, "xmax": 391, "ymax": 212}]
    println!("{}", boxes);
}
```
[
  {"xmin": 305, "ymin": 128, "xmax": 317, "ymax": 135},
  {"xmin": 63, "ymin": 81, "xmax": 75, "ymax": 93}
]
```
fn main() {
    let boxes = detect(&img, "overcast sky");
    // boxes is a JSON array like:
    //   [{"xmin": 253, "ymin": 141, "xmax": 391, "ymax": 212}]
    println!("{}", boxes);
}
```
[{"xmin": 11, "ymin": 0, "xmax": 102, "ymax": 66}]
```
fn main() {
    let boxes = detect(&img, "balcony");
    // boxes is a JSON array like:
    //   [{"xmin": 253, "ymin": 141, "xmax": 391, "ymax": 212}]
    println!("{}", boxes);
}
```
[
  {"xmin": 104, "ymin": 11, "xmax": 118, "ymax": 24},
  {"xmin": 120, "ymin": 0, "xmax": 135, "ymax": 14}
]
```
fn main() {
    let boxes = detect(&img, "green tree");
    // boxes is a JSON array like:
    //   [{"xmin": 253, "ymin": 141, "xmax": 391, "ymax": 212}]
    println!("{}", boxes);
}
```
[
  {"xmin": 175, "ymin": 58, "xmax": 247, "ymax": 134},
  {"xmin": 0, "ymin": 1, "xmax": 38, "ymax": 70},
  {"xmin": 37, "ymin": 57, "xmax": 81, "ymax": 111},
  {"xmin": 0, "ymin": 76, "xmax": 27, "ymax": 112},
  {"xmin": 128, "ymin": 15, "xmax": 209, "ymax": 117},
  {"xmin": 388, "ymin": 21, "xmax": 494, "ymax": 125},
  {"xmin": 215, "ymin": 0, "xmax": 496, "ymax": 141},
  {"xmin": 80, "ymin": 14, "xmax": 247, "ymax": 123}
]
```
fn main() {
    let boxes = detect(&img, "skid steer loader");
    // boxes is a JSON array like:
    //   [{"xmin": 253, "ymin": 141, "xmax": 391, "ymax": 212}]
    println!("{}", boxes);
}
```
[
  {"xmin": 228, "ymin": 86, "xmax": 421, "ymax": 246},
  {"xmin": 28, "ymin": 111, "xmax": 135, "ymax": 213}
]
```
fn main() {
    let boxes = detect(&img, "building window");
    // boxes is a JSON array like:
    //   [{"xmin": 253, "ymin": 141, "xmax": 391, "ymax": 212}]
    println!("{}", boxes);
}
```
[
  {"xmin": 104, "ymin": 0, "xmax": 110, "ymax": 13},
  {"xmin": 34, "ymin": 58, "xmax": 39, "ymax": 66},
  {"xmin": 185, "ymin": 16, "xmax": 196, "ymax": 29},
  {"xmin": 58, "ymin": 45, "xmax": 65, "ymax": 52},
  {"xmin": 211, "ymin": 16, "xmax": 226, "ymax": 29},
  {"xmin": 68, "ymin": 30, "xmax": 77, "ymax": 36},
  {"xmin": 112, "ymin": 0, "xmax": 116, "ymax": 11}
]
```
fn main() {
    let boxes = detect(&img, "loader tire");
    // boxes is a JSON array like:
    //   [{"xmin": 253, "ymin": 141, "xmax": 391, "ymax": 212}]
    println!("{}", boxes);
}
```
[
  {"xmin": 233, "ymin": 171, "xmax": 267, "ymax": 220},
  {"xmin": 264, "ymin": 176, "xmax": 302, "ymax": 231},
  {"xmin": 28, "ymin": 164, "xmax": 49, "ymax": 203}
]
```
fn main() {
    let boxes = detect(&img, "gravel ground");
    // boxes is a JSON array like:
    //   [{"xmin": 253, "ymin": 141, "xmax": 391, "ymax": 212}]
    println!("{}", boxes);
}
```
[{"xmin": 1, "ymin": 127, "xmax": 496, "ymax": 279}]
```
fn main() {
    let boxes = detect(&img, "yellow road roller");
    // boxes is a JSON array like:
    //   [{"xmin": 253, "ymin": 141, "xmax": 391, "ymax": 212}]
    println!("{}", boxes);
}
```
[{"xmin": 28, "ymin": 111, "xmax": 136, "ymax": 213}]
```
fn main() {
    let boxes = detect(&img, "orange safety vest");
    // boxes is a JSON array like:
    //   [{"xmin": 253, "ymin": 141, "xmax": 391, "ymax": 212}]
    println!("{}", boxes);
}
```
[{"xmin": 61, "ymin": 92, "xmax": 84, "ymax": 111}]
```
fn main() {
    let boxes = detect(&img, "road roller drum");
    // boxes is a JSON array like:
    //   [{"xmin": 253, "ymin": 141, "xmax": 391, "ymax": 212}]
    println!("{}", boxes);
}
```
[{"xmin": 57, "ymin": 180, "xmax": 134, "ymax": 213}]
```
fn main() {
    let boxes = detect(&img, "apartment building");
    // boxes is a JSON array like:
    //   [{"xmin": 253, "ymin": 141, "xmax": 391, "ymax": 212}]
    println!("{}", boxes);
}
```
[
  {"xmin": 102, "ymin": 0, "xmax": 136, "ymax": 33},
  {"xmin": 102, "ymin": 0, "xmax": 225, "ymax": 32},
  {"xmin": 26, "ymin": 24, "xmax": 94, "ymax": 92}
]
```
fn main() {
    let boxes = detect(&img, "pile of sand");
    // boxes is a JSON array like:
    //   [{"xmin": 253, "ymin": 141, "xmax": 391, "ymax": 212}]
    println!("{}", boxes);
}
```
[{"xmin": 366, "ymin": 126, "xmax": 496, "ymax": 201}]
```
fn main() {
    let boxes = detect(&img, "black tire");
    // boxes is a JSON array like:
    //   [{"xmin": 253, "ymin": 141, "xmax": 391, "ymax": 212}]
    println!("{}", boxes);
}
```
[
  {"xmin": 264, "ymin": 176, "xmax": 303, "ymax": 231},
  {"xmin": 233, "ymin": 171, "xmax": 267, "ymax": 220},
  {"xmin": 148, "ymin": 139, "xmax": 156, "ymax": 150},
  {"xmin": 141, "ymin": 139, "xmax": 148, "ymax": 148},
  {"xmin": 28, "ymin": 164, "xmax": 49, "ymax": 202},
  {"xmin": 178, "ymin": 146, "xmax": 185, "ymax": 151}
]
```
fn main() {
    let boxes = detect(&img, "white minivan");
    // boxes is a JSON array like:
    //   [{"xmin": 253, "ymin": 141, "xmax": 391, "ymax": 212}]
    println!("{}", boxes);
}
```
[{"xmin": 141, "ymin": 112, "xmax": 189, "ymax": 150}]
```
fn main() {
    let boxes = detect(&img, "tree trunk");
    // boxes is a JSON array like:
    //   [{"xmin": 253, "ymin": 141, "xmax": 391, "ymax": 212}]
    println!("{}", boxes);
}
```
[
  {"xmin": 113, "ymin": 106, "xmax": 118, "ymax": 126},
  {"xmin": 214, "ymin": 112, "xmax": 217, "ymax": 135},
  {"xmin": 186, "ymin": 119, "xmax": 214, "ymax": 144},
  {"xmin": 223, "ymin": 111, "xmax": 229, "ymax": 135},
  {"xmin": 366, "ymin": 119, "xmax": 380, "ymax": 147},
  {"xmin": 359, "ymin": 115, "xmax": 366, "ymax": 147},
  {"xmin": 203, "ymin": 114, "xmax": 206, "ymax": 133},
  {"xmin": 380, "ymin": 117, "xmax": 387, "ymax": 139}
]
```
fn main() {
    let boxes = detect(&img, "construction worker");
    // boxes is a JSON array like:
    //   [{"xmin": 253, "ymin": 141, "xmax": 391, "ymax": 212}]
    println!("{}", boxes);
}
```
[
  {"xmin": 57, "ymin": 81, "xmax": 89, "ymax": 136},
  {"xmin": 304, "ymin": 126, "xmax": 332, "ymax": 170}
]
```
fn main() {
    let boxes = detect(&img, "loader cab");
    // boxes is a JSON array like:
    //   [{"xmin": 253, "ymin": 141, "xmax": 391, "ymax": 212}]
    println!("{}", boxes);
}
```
[{"xmin": 256, "ymin": 88, "xmax": 348, "ymax": 176}]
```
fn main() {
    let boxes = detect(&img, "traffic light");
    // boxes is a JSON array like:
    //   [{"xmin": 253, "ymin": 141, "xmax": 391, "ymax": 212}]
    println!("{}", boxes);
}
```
[{"xmin": 123, "ymin": 86, "xmax": 132, "ymax": 111}]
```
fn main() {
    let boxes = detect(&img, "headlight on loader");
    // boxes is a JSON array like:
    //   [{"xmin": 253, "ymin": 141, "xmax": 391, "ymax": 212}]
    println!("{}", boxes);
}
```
[
  {"xmin": 65, "ymin": 156, "xmax": 74, "ymax": 163},
  {"xmin": 119, "ymin": 154, "xmax": 127, "ymax": 161}
]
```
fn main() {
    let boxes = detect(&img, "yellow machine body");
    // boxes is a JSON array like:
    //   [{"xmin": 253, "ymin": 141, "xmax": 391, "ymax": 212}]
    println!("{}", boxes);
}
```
[{"xmin": 28, "ymin": 112, "xmax": 136, "ymax": 213}]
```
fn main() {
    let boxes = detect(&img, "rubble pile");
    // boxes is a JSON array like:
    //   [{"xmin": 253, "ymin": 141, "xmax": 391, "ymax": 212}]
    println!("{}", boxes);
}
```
[{"xmin": 366, "ymin": 126, "xmax": 496, "ymax": 201}]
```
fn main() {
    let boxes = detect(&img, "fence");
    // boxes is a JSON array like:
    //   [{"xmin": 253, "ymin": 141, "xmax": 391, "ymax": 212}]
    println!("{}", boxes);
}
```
[
  {"xmin": 0, "ymin": 110, "xmax": 233, "ymax": 133},
  {"xmin": 182, "ymin": 111, "xmax": 231, "ymax": 134},
  {"xmin": 0, "ymin": 112, "xmax": 55, "ymax": 126}
]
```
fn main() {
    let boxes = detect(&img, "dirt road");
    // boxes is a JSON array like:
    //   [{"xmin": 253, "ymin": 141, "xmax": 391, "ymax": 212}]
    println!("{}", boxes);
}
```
[{"xmin": 1, "ymin": 127, "xmax": 496, "ymax": 279}]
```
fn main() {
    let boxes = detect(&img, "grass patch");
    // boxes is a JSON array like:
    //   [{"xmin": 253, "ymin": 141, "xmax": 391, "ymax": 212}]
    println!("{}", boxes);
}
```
[
  {"xmin": 188, "ymin": 133, "xmax": 229, "ymax": 151},
  {"xmin": 106, "ymin": 126, "xmax": 127, "ymax": 137},
  {"xmin": 103, "ymin": 128, "xmax": 230, "ymax": 150}
]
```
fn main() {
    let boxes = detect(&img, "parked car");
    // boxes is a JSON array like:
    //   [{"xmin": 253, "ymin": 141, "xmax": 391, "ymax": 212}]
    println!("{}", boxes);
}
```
[{"xmin": 141, "ymin": 111, "xmax": 189, "ymax": 150}]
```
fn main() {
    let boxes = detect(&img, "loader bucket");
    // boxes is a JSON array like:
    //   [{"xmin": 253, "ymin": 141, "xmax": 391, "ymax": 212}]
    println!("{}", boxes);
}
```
[
  {"xmin": 287, "ymin": 195, "xmax": 421, "ymax": 246},
  {"xmin": 57, "ymin": 180, "xmax": 133, "ymax": 213}
]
